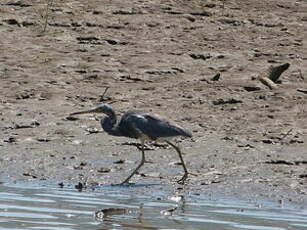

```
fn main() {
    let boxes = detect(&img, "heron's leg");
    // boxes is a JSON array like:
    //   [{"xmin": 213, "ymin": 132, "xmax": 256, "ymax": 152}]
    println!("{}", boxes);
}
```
[
  {"xmin": 119, "ymin": 140, "xmax": 146, "ymax": 185},
  {"xmin": 166, "ymin": 141, "xmax": 189, "ymax": 184}
]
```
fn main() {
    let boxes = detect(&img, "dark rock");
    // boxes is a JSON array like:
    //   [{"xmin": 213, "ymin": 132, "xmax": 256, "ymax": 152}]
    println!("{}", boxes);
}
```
[
  {"xmin": 212, "ymin": 98, "xmax": 243, "ymax": 105},
  {"xmin": 190, "ymin": 11, "xmax": 212, "ymax": 16},
  {"xmin": 4, "ymin": 19, "xmax": 20, "ymax": 26},
  {"xmin": 190, "ymin": 53, "xmax": 212, "ymax": 61},
  {"xmin": 4, "ymin": 137, "xmax": 17, "ymax": 143},
  {"xmin": 97, "ymin": 167, "xmax": 111, "ymax": 173},
  {"xmin": 265, "ymin": 160, "xmax": 294, "ymax": 165},
  {"xmin": 6, "ymin": 1, "xmax": 32, "ymax": 7},
  {"xmin": 58, "ymin": 182, "xmax": 64, "ymax": 188},
  {"xmin": 95, "ymin": 208, "xmax": 127, "ymax": 220},
  {"xmin": 23, "ymin": 172, "xmax": 37, "ymax": 178},
  {"xmin": 211, "ymin": 73, "xmax": 220, "ymax": 81},
  {"xmin": 76, "ymin": 36, "xmax": 99, "ymax": 42},
  {"xmin": 243, "ymin": 86, "xmax": 261, "ymax": 92},
  {"xmin": 113, "ymin": 159, "xmax": 125, "ymax": 164},
  {"xmin": 75, "ymin": 182, "xmax": 85, "ymax": 191}
]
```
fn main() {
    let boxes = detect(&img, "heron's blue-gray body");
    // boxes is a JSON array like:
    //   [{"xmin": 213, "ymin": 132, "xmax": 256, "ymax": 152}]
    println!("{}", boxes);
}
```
[
  {"xmin": 70, "ymin": 104, "xmax": 191, "ymax": 185},
  {"xmin": 108, "ymin": 110, "xmax": 192, "ymax": 141}
]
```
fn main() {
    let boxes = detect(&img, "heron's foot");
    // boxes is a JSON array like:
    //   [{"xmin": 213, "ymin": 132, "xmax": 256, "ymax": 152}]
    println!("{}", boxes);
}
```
[{"xmin": 176, "ymin": 173, "xmax": 188, "ymax": 185}]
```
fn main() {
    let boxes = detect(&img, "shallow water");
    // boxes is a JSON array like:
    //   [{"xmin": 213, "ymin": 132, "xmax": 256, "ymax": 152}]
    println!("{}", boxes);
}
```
[{"xmin": 0, "ymin": 182, "xmax": 307, "ymax": 230}]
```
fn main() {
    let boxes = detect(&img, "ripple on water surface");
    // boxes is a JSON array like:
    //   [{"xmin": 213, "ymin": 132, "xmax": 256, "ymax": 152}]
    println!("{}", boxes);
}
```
[{"xmin": 0, "ymin": 182, "xmax": 306, "ymax": 230}]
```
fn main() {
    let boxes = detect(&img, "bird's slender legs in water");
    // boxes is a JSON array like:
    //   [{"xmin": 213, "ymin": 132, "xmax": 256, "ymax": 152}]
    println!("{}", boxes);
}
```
[
  {"xmin": 118, "ymin": 140, "xmax": 188, "ymax": 185},
  {"xmin": 166, "ymin": 141, "xmax": 189, "ymax": 184},
  {"xmin": 120, "ymin": 140, "xmax": 146, "ymax": 185}
]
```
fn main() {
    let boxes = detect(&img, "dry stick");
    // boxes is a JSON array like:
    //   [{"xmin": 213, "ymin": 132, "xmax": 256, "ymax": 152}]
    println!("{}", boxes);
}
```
[
  {"xmin": 259, "ymin": 77, "xmax": 278, "ymax": 90},
  {"xmin": 280, "ymin": 128, "xmax": 293, "ymax": 141},
  {"xmin": 101, "ymin": 87, "xmax": 110, "ymax": 99},
  {"xmin": 258, "ymin": 63, "xmax": 290, "ymax": 89},
  {"xmin": 43, "ymin": 0, "xmax": 54, "ymax": 33},
  {"xmin": 99, "ymin": 86, "xmax": 110, "ymax": 102}
]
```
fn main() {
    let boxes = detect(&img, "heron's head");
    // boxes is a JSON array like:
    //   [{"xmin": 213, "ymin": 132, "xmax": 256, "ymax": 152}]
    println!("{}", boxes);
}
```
[{"xmin": 70, "ymin": 104, "xmax": 115, "ymax": 117}]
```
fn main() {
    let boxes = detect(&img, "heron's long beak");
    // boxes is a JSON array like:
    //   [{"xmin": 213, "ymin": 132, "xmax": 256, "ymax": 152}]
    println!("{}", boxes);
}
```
[{"xmin": 70, "ymin": 108, "xmax": 100, "ymax": 116}]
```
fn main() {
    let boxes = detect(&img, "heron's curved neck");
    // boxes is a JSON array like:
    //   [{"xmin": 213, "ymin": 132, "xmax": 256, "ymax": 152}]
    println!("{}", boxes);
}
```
[{"xmin": 100, "ymin": 113, "xmax": 122, "ymax": 136}]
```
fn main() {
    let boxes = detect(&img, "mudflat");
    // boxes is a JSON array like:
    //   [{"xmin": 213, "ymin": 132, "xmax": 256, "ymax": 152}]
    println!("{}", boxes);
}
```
[{"xmin": 1, "ymin": 0, "xmax": 307, "ymax": 203}]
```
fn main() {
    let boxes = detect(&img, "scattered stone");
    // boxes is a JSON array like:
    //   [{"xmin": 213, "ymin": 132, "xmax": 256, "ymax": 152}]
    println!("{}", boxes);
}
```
[
  {"xmin": 189, "ymin": 53, "xmax": 212, "ymax": 61},
  {"xmin": 93, "ymin": 10, "xmax": 103, "ymax": 15},
  {"xmin": 103, "ymin": 38, "xmax": 127, "ymax": 45},
  {"xmin": 6, "ymin": 1, "xmax": 32, "ymax": 7},
  {"xmin": 16, "ymin": 91, "xmax": 34, "ymax": 100},
  {"xmin": 171, "ymin": 67, "xmax": 185, "ymax": 73},
  {"xmin": 265, "ymin": 160, "xmax": 294, "ymax": 165},
  {"xmin": 243, "ymin": 85, "xmax": 262, "ymax": 92},
  {"xmin": 22, "ymin": 21, "xmax": 35, "ymax": 27},
  {"xmin": 212, "ymin": 98, "xmax": 243, "ymax": 105},
  {"xmin": 190, "ymin": 11, "xmax": 212, "ymax": 17},
  {"xmin": 141, "ymin": 86, "xmax": 155, "ymax": 91},
  {"xmin": 76, "ymin": 36, "xmax": 101, "ymax": 44},
  {"xmin": 36, "ymin": 138, "xmax": 51, "ymax": 142},
  {"xmin": 294, "ymin": 161, "xmax": 307, "ymax": 165},
  {"xmin": 85, "ymin": 127, "xmax": 100, "ymax": 134},
  {"xmin": 160, "ymin": 206, "xmax": 178, "ymax": 216},
  {"xmin": 71, "ymin": 22, "xmax": 82, "ymax": 27},
  {"xmin": 58, "ymin": 182, "xmax": 64, "ymax": 188},
  {"xmin": 297, "ymin": 89, "xmax": 307, "ymax": 94},
  {"xmin": 4, "ymin": 137, "xmax": 17, "ymax": 143},
  {"xmin": 65, "ymin": 116, "xmax": 79, "ymax": 121},
  {"xmin": 75, "ymin": 182, "xmax": 86, "ymax": 191},
  {"xmin": 97, "ymin": 167, "xmax": 111, "ymax": 173},
  {"xmin": 85, "ymin": 22, "xmax": 101, "ymax": 27},
  {"xmin": 113, "ymin": 159, "xmax": 125, "ymax": 164},
  {"xmin": 262, "ymin": 139, "xmax": 274, "ymax": 144},
  {"xmin": 183, "ymin": 14, "xmax": 196, "ymax": 22},
  {"xmin": 145, "ymin": 69, "xmax": 179, "ymax": 75},
  {"xmin": 169, "ymin": 161, "xmax": 183, "ymax": 166},
  {"xmin": 95, "ymin": 208, "xmax": 127, "ymax": 220},
  {"xmin": 74, "ymin": 162, "xmax": 87, "ymax": 170},
  {"xmin": 3, "ymin": 19, "xmax": 20, "ymax": 26},
  {"xmin": 289, "ymin": 138, "xmax": 304, "ymax": 144},
  {"xmin": 120, "ymin": 75, "xmax": 145, "ymax": 82},
  {"xmin": 23, "ymin": 172, "xmax": 37, "ymax": 178},
  {"xmin": 237, "ymin": 143, "xmax": 255, "ymax": 149},
  {"xmin": 211, "ymin": 73, "xmax": 220, "ymax": 81},
  {"xmin": 299, "ymin": 174, "xmax": 307, "ymax": 178}
]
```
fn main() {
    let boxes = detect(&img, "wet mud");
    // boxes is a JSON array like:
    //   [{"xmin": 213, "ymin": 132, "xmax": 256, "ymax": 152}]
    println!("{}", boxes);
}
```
[{"xmin": 0, "ymin": 0, "xmax": 307, "ymax": 204}]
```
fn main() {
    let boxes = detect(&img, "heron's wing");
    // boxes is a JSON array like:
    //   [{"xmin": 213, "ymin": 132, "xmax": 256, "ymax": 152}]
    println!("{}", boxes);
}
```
[{"xmin": 121, "ymin": 112, "xmax": 192, "ymax": 140}]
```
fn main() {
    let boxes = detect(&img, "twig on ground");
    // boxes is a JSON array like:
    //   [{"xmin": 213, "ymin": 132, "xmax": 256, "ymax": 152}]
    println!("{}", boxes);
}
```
[{"xmin": 258, "ymin": 63, "xmax": 290, "ymax": 89}]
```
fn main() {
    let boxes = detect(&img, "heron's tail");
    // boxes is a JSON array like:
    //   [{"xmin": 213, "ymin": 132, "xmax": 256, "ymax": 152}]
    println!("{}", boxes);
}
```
[{"xmin": 181, "ymin": 128, "xmax": 192, "ymax": 138}]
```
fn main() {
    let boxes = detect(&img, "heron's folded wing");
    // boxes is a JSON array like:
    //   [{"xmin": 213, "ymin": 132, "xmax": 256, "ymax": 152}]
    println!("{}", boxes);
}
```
[{"xmin": 125, "ymin": 113, "xmax": 191, "ymax": 140}]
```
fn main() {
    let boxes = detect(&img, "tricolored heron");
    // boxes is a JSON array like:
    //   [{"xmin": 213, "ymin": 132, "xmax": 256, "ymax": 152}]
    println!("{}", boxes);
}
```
[{"xmin": 70, "ymin": 104, "xmax": 192, "ymax": 185}]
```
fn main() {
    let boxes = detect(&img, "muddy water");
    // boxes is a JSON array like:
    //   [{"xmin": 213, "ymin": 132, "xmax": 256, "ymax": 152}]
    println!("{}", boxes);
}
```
[{"xmin": 0, "ymin": 182, "xmax": 307, "ymax": 230}]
